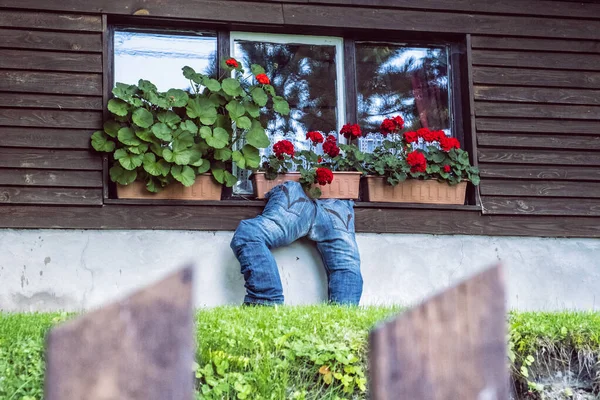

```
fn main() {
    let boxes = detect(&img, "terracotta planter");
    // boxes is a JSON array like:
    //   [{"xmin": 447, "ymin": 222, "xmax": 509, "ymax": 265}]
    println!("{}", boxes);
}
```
[
  {"xmin": 252, "ymin": 172, "xmax": 361, "ymax": 199},
  {"xmin": 116, "ymin": 174, "xmax": 222, "ymax": 200},
  {"xmin": 364, "ymin": 176, "xmax": 467, "ymax": 204}
]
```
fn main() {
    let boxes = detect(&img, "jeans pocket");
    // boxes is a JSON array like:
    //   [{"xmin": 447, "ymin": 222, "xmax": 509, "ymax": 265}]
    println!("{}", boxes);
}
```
[
  {"xmin": 322, "ymin": 200, "xmax": 355, "ymax": 233},
  {"xmin": 265, "ymin": 181, "xmax": 312, "ymax": 218}
]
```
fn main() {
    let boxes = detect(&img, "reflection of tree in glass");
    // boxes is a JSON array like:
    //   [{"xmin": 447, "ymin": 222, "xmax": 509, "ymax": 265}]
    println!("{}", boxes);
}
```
[
  {"xmin": 235, "ymin": 41, "xmax": 338, "ymax": 139},
  {"xmin": 356, "ymin": 44, "xmax": 450, "ymax": 134}
]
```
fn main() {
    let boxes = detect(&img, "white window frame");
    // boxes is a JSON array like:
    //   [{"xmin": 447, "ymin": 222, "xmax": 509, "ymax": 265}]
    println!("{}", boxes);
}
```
[{"xmin": 230, "ymin": 31, "xmax": 347, "ymax": 143}]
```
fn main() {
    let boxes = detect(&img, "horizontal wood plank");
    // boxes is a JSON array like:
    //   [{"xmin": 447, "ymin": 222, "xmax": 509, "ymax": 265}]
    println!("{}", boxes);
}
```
[
  {"xmin": 0, "ymin": 29, "xmax": 102, "ymax": 52},
  {"xmin": 472, "ymin": 67, "xmax": 600, "ymax": 90},
  {"xmin": 0, "ymin": 127, "xmax": 93, "ymax": 149},
  {"xmin": 0, "ymin": 10, "xmax": 102, "ymax": 31},
  {"xmin": 472, "ymin": 49, "xmax": 600, "ymax": 71},
  {"xmin": 0, "ymin": 49, "xmax": 102, "ymax": 73},
  {"xmin": 477, "ymin": 132, "xmax": 600, "ymax": 150},
  {"xmin": 475, "ymin": 102, "xmax": 600, "ymax": 120},
  {"xmin": 480, "ymin": 179, "xmax": 600, "ymax": 198},
  {"xmin": 0, "ymin": 169, "xmax": 102, "ymax": 187},
  {"xmin": 471, "ymin": 36, "xmax": 600, "ymax": 54},
  {"xmin": 0, "ymin": 148, "xmax": 101, "ymax": 170},
  {"xmin": 482, "ymin": 196, "xmax": 600, "ymax": 216},
  {"xmin": 282, "ymin": 4, "xmax": 600, "ymax": 40},
  {"xmin": 476, "ymin": 117, "xmax": 600, "ymax": 135},
  {"xmin": 0, "ymin": 108, "xmax": 102, "ymax": 129},
  {"xmin": 0, "ymin": 186, "xmax": 102, "ymax": 205},
  {"xmin": 0, "ymin": 204, "xmax": 599, "ymax": 237},
  {"xmin": 479, "ymin": 164, "xmax": 600, "ymax": 181},
  {"xmin": 0, "ymin": 93, "xmax": 102, "ymax": 110},
  {"xmin": 0, "ymin": 1, "xmax": 284, "ymax": 25},
  {"xmin": 0, "ymin": 70, "xmax": 102, "ymax": 95},
  {"xmin": 475, "ymin": 86, "xmax": 600, "ymax": 106},
  {"xmin": 478, "ymin": 148, "xmax": 600, "ymax": 166}
]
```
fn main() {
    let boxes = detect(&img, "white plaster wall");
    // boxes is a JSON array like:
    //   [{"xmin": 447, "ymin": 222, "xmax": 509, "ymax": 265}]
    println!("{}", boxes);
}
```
[{"xmin": 0, "ymin": 229, "xmax": 598, "ymax": 312}]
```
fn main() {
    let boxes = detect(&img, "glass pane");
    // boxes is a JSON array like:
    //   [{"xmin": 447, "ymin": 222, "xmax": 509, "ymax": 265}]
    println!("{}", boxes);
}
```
[
  {"xmin": 114, "ymin": 30, "xmax": 217, "ymax": 91},
  {"xmin": 355, "ymin": 43, "xmax": 451, "ymax": 152},
  {"xmin": 233, "ymin": 38, "xmax": 340, "ymax": 194}
]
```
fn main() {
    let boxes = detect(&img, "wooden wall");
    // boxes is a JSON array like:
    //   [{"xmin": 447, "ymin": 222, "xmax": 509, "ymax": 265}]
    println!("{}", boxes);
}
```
[{"xmin": 0, "ymin": 0, "xmax": 599, "ymax": 236}]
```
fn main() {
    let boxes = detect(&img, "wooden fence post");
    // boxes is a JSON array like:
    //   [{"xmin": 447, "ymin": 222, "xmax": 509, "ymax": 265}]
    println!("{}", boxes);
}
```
[
  {"xmin": 369, "ymin": 264, "xmax": 509, "ymax": 400},
  {"xmin": 44, "ymin": 266, "xmax": 195, "ymax": 400}
]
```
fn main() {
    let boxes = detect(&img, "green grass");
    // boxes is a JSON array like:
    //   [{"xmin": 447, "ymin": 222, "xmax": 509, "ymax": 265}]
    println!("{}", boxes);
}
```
[{"xmin": 1, "ymin": 307, "xmax": 599, "ymax": 400}]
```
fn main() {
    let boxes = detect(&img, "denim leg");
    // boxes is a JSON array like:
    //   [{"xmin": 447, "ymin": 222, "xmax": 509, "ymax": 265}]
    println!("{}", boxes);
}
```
[
  {"xmin": 309, "ymin": 199, "xmax": 363, "ymax": 305},
  {"xmin": 230, "ymin": 181, "xmax": 316, "ymax": 305}
]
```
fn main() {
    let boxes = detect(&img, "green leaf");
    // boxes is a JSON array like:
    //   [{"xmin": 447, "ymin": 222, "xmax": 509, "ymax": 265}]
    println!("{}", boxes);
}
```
[
  {"xmin": 207, "ymin": 127, "xmax": 229, "ymax": 149},
  {"xmin": 109, "ymin": 164, "xmax": 137, "ymax": 185},
  {"xmin": 135, "ymin": 128, "xmax": 154, "ymax": 142},
  {"xmin": 163, "ymin": 148, "xmax": 203, "ymax": 166},
  {"xmin": 251, "ymin": 64, "xmax": 265, "ymax": 75},
  {"xmin": 226, "ymin": 100, "xmax": 246, "ymax": 119},
  {"xmin": 264, "ymin": 84, "xmax": 275, "ymax": 96},
  {"xmin": 138, "ymin": 79, "xmax": 157, "ymax": 94},
  {"xmin": 172, "ymin": 131, "xmax": 195, "ymax": 151},
  {"xmin": 211, "ymin": 168, "xmax": 237, "ymax": 187},
  {"xmin": 244, "ymin": 100, "xmax": 260, "ymax": 118},
  {"xmin": 166, "ymin": 89, "xmax": 189, "ymax": 107},
  {"xmin": 186, "ymin": 97, "xmax": 218, "ymax": 125},
  {"xmin": 273, "ymin": 96, "xmax": 290, "ymax": 115},
  {"xmin": 197, "ymin": 159, "xmax": 210, "ymax": 174},
  {"xmin": 180, "ymin": 120, "xmax": 198, "ymax": 134},
  {"xmin": 246, "ymin": 120, "xmax": 270, "ymax": 148},
  {"xmin": 251, "ymin": 87, "xmax": 268, "ymax": 107},
  {"xmin": 103, "ymin": 120, "xmax": 121, "ymax": 138},
  {"xmin": 223, "ymin": 171, "xmax": 237, "ymax": 187},
  {"xmin": 203, "ymin": 77, "xmax": 221, "ymax": 92},
  {"xmin": 107, "ymin": 99, "xmax": 129, "ymax": 117},
  {"xmin": 214, "ymin": 148, "xmax": 232, "ymax": 161},
  {"xmin": 242, "ymin": 145, "xmax": 261, "ymax": 169},
  {"xmin": 143, "ymin": 153, "xmax": 171, "ymax": 177},
  {"xmin": 114, "ymin": 149, "xmax": 143, "ymax": 170},
  {"xmin": 151, "ymin": 123, "xmax": 173, "ymax": 141},
  {"xmin": 235, "ymin": 116, "xmax": 252, "ymax": 130},
  {"xmin": 232, "ymin": 150, "xmax": 245, "ymax": 169},
  {"xmin": 146, "ymin": 91, "xmax": 169, "ymax": 109},
  {"xmin": 222, "ymin": 78, "xmax": 241, "ymax": 97},
  {"xmin": 127, "ymin": 143, "xmax": 149, "ymax": 154},
  {"xmin": 150, "ymin": 143, "xmax": 164, "ymax": 157},
  {"xmin": 182, "ymin": 66, "xmax": 198, "ymax": 81},
  {"xmin": 458, "ymin": 151, "xmax": 471, "ymax": 166},
  {"xmin": 157, "ymin": 111, "xmax": 181, "ymax": 128},
  {"xmin": 117, "ymin": 127, "xmax": 142, "ymax": 146},
  {"xmin": 112, "ymin": 82, "xmax": 138, "ymax": 100},
  {"xmin": 171, "ymin": 165, "xmax": 196, "ymax": 186},
  {"xmin": 91, "ymin": 131, "xmax": 115, "ymax": 152},
  {"xmin": 146, "ymin": 177, "xmax": 161, "ymax": 193}
]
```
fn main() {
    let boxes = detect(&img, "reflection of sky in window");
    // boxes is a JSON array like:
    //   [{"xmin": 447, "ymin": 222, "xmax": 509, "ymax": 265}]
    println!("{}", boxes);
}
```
[{"xmin": 114, "ymin": 31, "xmax": 217, "ymax": 91}]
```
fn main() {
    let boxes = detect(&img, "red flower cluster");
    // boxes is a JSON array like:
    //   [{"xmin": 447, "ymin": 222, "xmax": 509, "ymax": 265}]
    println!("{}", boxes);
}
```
[
  {"xmin": 403, "ymin": 131, "xmax": 419, "ymax": 144},
  {"xmin": 380, "ymin": 116, "xmax": 405, "ymax": 136},
  {"xmin": 340, "ymin": 123, "xmax": 362, "ymax": 140},
  {"xmin": 225, "ymin": 58, "xmax": 239, "ymax": 68},
  {"xmin": 256, "ymin": 73, "xmax": 270, "ymax": 85},
  {"xmin": 406, "ymin": 151, "xmax": 427, "ymax": 173},
  {"xmin": 306, "ymin": 131, "xmax": 324, "ymax": 144},
  {"xmin": 315, "ymin": 167, "xmax": 334, "ymax": 186},
  {"xmin": 443, "ymin": 165, "xmax": 451, "ymax": 173},
  {"xmin": 323, "ymin": 135, "xmax": 340, "ymax": 157},
  {"xmin": 273, "ymin": 140, "xmax": 294, "ymax": 159},
  {"xmin": 440, "ymin": 136, "xmax": 460, "ymax": 152}
]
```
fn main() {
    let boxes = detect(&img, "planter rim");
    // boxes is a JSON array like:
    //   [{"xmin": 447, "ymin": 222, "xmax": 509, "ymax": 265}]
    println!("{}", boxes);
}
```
[
  {"xmin": 253, "ymin": 171, "xmax": 363, "ymax": 177},
  {"xmin": 363, "ymin": 175, "xmax": 470, "ymax": 183}
]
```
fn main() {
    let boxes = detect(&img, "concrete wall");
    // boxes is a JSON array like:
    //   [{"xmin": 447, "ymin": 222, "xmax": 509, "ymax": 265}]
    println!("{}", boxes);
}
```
[{"xmin": 0, "ymin": 229, "xmax": 598, "ymax": 312}]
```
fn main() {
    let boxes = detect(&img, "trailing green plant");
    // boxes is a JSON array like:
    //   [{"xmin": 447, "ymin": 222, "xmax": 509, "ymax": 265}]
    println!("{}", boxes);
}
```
[
  {"xmin": 363, "ymin": 116, "xmax": 480, "ymax": 186},
  {"xmin": 91, "ymin": 58, "xmax": 290, "ymax": 193}
]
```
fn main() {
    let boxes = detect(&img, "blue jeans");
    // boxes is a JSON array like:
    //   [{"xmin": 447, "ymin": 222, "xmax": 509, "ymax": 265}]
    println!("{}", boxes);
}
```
[{"xmin": 230, "ymin": 181, "xmax": 363, "ymax": 305}]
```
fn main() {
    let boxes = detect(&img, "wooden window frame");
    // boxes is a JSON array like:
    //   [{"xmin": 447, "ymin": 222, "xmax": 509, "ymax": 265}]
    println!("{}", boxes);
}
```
[{"xmin": 104, "ymin": 18, "xmax": 479, "ymax": 209}]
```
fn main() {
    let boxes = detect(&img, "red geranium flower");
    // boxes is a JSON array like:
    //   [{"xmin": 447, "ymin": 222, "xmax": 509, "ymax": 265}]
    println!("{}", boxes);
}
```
[
  {"xmin": 403, "ymin": 131, "xmax": 418, "ymax": 144},
  {"xmin": 340, "ymin": 123, "xmax": 362, "ymax": 140},
  {"xmin": 225, "ymin": 58, "xmax": 239, "ymax": 68},
  {"xmin": 380, "ymin": 119, "xmax": 397, "ymax": 136},
  {"xmin": 434, "ymin": 130, "xmax": 447, "ymax": 142},
  {"xmin": 417, "ymin": 127, "xmax": 438, "ymax": 142},
  {"xmin": 315, "ymin": 167, "xmax": 334, "ymax": 185},
  {"xmin": 256, "ymin": 73, "xmax": 270, "ymax": 85},
  {"xmin": 406, "ymin": 151, "xmax": 427, "ymax": 173},
  {"xmin": 325, "ymin": 135, "xmax": 337, "ymax": 143},
  {"xmin": 323, "ymin": 139, "xmax": 340, "ymax": 157},
  {"xmin": 440, "ymin": 136, "xmax": 460, "ymax": 152},
  {"xmin": 273, "ymin": 140, "xmax": 294, "ymax": 159},
  {"xmin": 306, "ymin": 131, "xmax": 324, "ymax": 144},
  {"xmin": 318, "ymin": 156, "xmax": 323, "ymax": 163},
  {"xmin": 443, "ymin": 165, "xmax": 451, "ymax": 173},
  {"xmin": 393, "ymin": 115, "xmax": 405, "ymax": 129}
]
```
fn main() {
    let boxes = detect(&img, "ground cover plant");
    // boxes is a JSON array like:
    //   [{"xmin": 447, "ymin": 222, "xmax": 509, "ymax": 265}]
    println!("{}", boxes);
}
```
[{"xmin": 1, "ymin": 307, "xmax": 599, "ymax": 400}]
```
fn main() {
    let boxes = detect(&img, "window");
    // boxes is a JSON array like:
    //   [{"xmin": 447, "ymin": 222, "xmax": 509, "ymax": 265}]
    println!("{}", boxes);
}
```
[{"xmin": 113, "ymin": 29, "xmax": 217, "ymax": 91}]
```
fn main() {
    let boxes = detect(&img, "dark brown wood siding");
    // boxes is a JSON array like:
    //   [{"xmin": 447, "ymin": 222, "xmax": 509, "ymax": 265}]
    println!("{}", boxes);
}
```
[
  {"xmin": 0, "ymin": 9, "xmax": 103, "ymax": 206},
  {"xmin": 0, "ymin": 0, "xmax": 599, "ymax": 236}
]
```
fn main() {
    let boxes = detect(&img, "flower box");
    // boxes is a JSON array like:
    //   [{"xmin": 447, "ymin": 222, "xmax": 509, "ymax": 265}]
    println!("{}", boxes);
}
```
[
  {"xmin": 116, "ymin": 174, "xmax": 222, "ymax": 200},
  {"xmin": 363, "ymin": 176, "xmax": 467, "ymax": 204},
  {"xmin": 252, "ymin": 172, "xmax": 361, "ymax": 200}
]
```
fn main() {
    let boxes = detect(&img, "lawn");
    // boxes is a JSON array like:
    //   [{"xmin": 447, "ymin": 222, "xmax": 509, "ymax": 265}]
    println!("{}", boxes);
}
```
[{"xmin": 1, "ymin": 306, "xmax": 599, "ymax": 399}]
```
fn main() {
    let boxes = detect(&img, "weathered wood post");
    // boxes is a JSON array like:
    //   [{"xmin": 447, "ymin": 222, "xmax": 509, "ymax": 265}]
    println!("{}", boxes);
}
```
[
  {"xmin": 369, "ymin": 264, "xmax": 508, "ymax": 400},
  {"xmin": 44, "ymin": 266, "xmax": 195, "ymax": 400}
]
